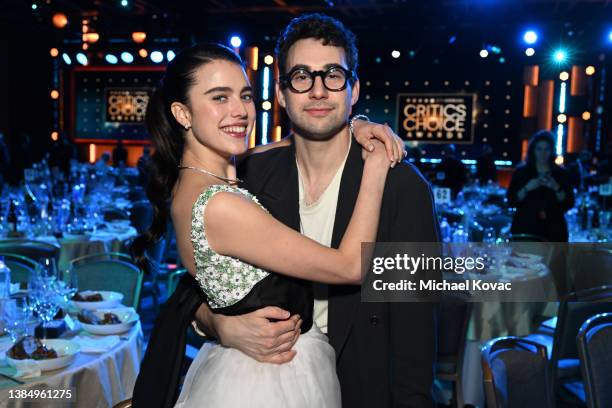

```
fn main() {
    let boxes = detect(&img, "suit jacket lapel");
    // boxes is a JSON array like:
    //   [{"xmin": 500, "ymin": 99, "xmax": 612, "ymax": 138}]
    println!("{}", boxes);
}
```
[{"xmin": 328, "ymin": 139, "xmax": 363, "ymax": 355}]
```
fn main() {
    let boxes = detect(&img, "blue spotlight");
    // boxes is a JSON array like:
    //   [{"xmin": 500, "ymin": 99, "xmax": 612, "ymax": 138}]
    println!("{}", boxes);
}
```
[
  {"xmin": 121, "ymin": 0, "xmax": 128, "ymax": 6},
  {"xmin": 62, "ymin": 53, "xmax": 72, "ymax": 65},
  {"xmin": 105, "ymin": 54, "xmax": 118, "ymax": 64},
  {"xmin": 166, "ymin": 50, "xmax": 176, "ymax": 61},
  {"xmin": 608, "ymin": 30, "xmax": 612, "ymax": 43},
  {"xmin": 230, "ymin": 35, "xmax": 242, "ymax": 48},
  {"xmin": 553, "ymin": 49, "xmax": 567, "ymax": 63},
  {"xmin": 76, "ymin": 53, "xmax": 88, "ymax": 65},
  {"xmin": 120, "ymin": 52, "xmax": 134, "ymax": 63},
  {"xmin": 523, "ymin": 30, "xmax": 538, "ymax": 45},
  {"xmin": 150, "ymin": 51, "xmax": 163, "ymax": 63}
]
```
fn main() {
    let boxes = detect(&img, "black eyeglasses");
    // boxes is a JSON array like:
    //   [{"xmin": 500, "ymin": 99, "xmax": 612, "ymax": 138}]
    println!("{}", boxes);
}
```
[{"xmin": 279, "ymin": 66, "xmax": 354, "ymax": 93}]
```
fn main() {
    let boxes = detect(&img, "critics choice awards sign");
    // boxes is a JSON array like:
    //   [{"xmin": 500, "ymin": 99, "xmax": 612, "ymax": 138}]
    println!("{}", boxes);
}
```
[
  {"xmin": 105, "ymin": 88, "xmax": 151, "ymax": 123},
  {"xmin": 396, "ymin": 94, "xmax": 475, "ymax": 143}
]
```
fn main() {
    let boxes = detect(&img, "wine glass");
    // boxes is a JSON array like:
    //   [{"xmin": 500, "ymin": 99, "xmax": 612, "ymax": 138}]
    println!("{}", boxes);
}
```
[
  {"xmin": 29, "ymin": 279, "xmax": 60, "ymax": 339},
  {"xmin": 0, "ymin": 297, "xmax": 34, "ymax": 343}
]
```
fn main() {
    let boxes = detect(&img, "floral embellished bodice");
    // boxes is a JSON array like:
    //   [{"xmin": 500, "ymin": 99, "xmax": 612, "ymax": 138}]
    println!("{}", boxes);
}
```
[{"xmin": 191, "ymin": 184, "xmax": 270, "ymax": 309}]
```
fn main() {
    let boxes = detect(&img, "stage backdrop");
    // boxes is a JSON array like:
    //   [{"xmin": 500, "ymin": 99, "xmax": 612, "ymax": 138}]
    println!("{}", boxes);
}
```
[{"xmin": 69, "ymin": 66, "xmax": 164, "ymax": 143}]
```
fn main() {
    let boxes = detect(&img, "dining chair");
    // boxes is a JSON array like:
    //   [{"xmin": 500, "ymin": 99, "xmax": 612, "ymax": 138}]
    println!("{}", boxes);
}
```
[
  {"xmin": 577, "ymin": 312, "xmax": 612, "ymax": 408},
  {"xmin": 0, "ymin": 239, "xmax": 60, "ymax": 263},
  {"xmin": 436, "ymin": 301, "xmax": 472, "ymax": 408},
  {"xmin": 523, "ymin": 285, "xmax": 612, "ymax": 403},
  {"xmin": 0, "ymin": 252, "xmax": 38, "ymax": 284},
  {"xmin": 567, "ymin": 248, "xmax": 612, "ymax": 292},
  {"xmin": 481, "ymin": 336, "xmax": 552, "ymax": 408},
  {"xmin": 69, "ymin": 252, "xmax": 143, "ymax": 309},
  {"xmin": 167, "ymin": 268, "xmax": 187, "ymax": 297}
]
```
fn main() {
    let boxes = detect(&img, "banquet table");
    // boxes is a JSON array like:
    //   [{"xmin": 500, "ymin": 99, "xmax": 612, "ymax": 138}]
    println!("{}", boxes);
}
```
[
  {"xmin": 35, "ymin": 226, "xmax": 138, "ymax": 271},
  {"xmin": 0, "ymin": 322, "xmax": 143, "ymax": 408}
]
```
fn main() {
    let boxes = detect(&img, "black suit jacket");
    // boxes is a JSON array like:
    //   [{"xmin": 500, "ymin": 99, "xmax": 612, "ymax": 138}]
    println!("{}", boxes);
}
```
[
  {"xmin": 133, "ymin": 137, "xmax": 439, "ymax": 408},
  {"xmin": 239, "ymin": 139, "xmax": 440, "ymax": 408}
]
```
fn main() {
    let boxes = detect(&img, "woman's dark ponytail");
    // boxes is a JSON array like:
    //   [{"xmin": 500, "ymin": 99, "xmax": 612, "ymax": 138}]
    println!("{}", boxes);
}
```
[{"xmin": 131, "ymin": 43, "xmax": 244, "ymax": 271}]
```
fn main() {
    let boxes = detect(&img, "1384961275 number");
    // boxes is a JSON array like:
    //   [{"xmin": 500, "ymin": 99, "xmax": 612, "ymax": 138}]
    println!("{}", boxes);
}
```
[{"xmin": 8, "ymin": 388, "xmax": 75, "ymax": 401}]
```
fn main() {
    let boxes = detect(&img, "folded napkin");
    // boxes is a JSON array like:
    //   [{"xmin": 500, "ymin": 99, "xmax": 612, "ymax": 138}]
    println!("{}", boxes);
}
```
[{"xmin": 73, "ymin": 335, "xmax": 120, "ymax": 353}]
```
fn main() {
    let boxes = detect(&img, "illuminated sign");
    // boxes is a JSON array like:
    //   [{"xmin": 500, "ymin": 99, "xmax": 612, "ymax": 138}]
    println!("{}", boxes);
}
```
[
  {"xmin": 396, "ymin": 94, "xmax": 475, "ymax": 143},
  {"xmin": 106, "ymin": 88, "xmax": 151, "ymax": 123}
]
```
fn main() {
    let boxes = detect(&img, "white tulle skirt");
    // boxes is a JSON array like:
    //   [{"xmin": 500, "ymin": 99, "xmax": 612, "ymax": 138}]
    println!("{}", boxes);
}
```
[{"xmin": 174, "ymin": 324, "xmax": 341, "ymax": 408}]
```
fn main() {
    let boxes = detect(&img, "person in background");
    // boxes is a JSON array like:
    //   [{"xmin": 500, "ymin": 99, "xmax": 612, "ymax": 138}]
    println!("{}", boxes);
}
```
[
  {"xmin": 137, "ymin": 145, "xmax": 152, "ymax": 186},
  {"xmin": 95, "ymin": 152, "xmax": 111, "ymax": 171},
  {"xmin": 476, "ymin": 144, "xmax": 497, "ymax": 183},
  {"xmin": 0, "ymin": 132, "xmax": 10, "ymax": 190},
  {"xmin": 507, "ymin": 130, "xmax": 575, "ymax": 242},
  {"xmin": 112, "ymin": 139, "xmax": 128, "ymax": 166},
  {"xmin": 436, "ymin": 144, "xmax": 467, "ymax": 197}
]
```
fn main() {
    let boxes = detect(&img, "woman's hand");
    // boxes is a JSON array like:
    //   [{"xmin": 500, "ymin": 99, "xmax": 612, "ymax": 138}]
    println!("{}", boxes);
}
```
[
  {"xmin": 363, "ymin": 139, "xmax": 394, "ymax": 171},
  {"xmin": 352, "ymin": 119, "xmax": 406, "ymax": 167}
]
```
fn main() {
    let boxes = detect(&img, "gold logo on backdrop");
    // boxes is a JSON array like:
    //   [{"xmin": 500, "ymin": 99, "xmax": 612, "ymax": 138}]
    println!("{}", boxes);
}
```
[
  {"xmin": 396, "ymin": 94, "xmax": 475, "ymax": 143},
  {"xmin": 106, "ymin": 89, "xmax": 149, "ymax": 122}
]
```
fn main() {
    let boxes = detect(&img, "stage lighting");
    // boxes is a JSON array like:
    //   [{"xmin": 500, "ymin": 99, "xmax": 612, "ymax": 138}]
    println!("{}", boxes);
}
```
[
  {"xmin": 52, "ymin": 13, "xmax": 68, "ymax": 29},
  {"xmin": 50, "ymin": 48, "xmax": 59, "ymax": 57},
  {"xmin": 608, "ymin": 30, "xmax": 612, "ymax": 43},
  {"xmin": 391, "ymin": 50, "xmax": 400, "ymax": 59},
  {"xmin": 121, "ymin": 0, "xmax": 128, "ymax": 6},
  {"xmin": 62, "ymin": 53, "xmax": 72, "ymax": 65},
  {"xmin": 50, "ymin": 90, "xmax": 59, "ymax": 100},
  {"xmin": 76, "ymin": 52, "xmax": 88, "ymax": 65},
  {"xmin": 264, "ymin": 55, "xmax": 274, "ymax": 65},
  {"xmin": 31, "ymin": 4, "xmax": 37, "ymax": 10},
  {"xmin": 585, "ymin": 66, "xmax": 595, "ymax": 76},
  {"xmin": 132, "ymin": 32, "xmax": 146, "ymax": 43},
  {"xmin": 150, "ymin": 51, "xmax": 163, "ymax": 63},
  {"xmin": 559, "ymin": 71, "xmax": 569, "ymax": 81},
  {"xmin": 105, "ymin": 54, "xmax": 118, "ymax": 64},
  {"xmin": 138, "ymin": 48, "xmax": 148, "ymax": 58},
  {"xmin": 499, "ymin": 57, "xmax": 506, "ymax": 64},
  {"xmin": 553, "ymin": 49, "xmax": 567, "ymax": 63},
  {"xmin": 166, "ymin": 50, "xmax": 176, "ymax": 61},
  {"xmin": 582, "ymin": 111, "xmax": 591, "ymax": 121},
  {"xmin": 121, "ymin": 52, "xmax": 134, "ymax": 63},
  {"xmin": 262, "ymin": 101, "xmax": 272, "ymax": 111},
  {"xmin": 479, "ymin": 49, "xmax": 489, "ymax": 58},
  {"xmin": 230, "ymin": 36, "xmax": 242, "ymax": 48},
  {"xmin": 525, "ymin": 48, "xmax": 535, "ymax": 56},
  {"xmin": 523, "ymin": 30, "xmax": 538, "ymax": 45},
  {"xmin": 557, "ymin": 114, "xmax": 567, "ymax": 124}
]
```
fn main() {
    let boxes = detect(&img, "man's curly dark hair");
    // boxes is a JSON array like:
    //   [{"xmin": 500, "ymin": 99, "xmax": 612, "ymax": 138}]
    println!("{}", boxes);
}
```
[{"xmin": 275, "ymin": 13, "xmax": 359, "ymax": 78}]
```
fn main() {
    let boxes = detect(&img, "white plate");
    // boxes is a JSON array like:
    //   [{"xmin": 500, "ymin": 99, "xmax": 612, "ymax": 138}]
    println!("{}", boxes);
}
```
[
  {"xmin": 79, "ymin": 308, "xmax": 139, "ymax": 335},
  {"xmin": 71, "ymin": 291, "xmax": 124, "ymax": 310},
  {"xmin": 7, "ymin": 339, "xmax": 80, "ymax": 372}
]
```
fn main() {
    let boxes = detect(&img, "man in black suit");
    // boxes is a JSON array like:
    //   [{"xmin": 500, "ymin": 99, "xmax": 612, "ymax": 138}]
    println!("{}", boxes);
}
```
[{"xmin": 192, "ymin": 14, "xmax": 440, "ymax": 407}]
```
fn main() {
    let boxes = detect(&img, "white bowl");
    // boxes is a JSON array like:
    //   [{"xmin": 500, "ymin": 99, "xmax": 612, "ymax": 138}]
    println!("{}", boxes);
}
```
[
  {"xmin": 71, "ymin": 291, "xmax": 124, "ymax": 310},
  {"xmin": 79, "ymin": 308, "xmax": 139, "ymax": 335},
  {"xmin": 7, "ymin": 339, "xmax": 80, "ymax": 372}
]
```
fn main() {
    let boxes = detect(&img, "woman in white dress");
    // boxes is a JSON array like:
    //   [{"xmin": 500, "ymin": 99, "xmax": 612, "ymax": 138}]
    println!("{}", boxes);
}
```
[{"xmin": 133, "ymin": 43, "xmax": 396, "ymax": 407}]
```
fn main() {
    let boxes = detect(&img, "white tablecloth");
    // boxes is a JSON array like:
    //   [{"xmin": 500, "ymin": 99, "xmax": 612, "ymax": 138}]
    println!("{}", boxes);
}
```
[
  {"xmin": 0, "ymin": 322, "xmax": 143, "ymax": 408},
  {"xmin": 36, "ymin": 227, "xmax": 138, "ymax": 271}
]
